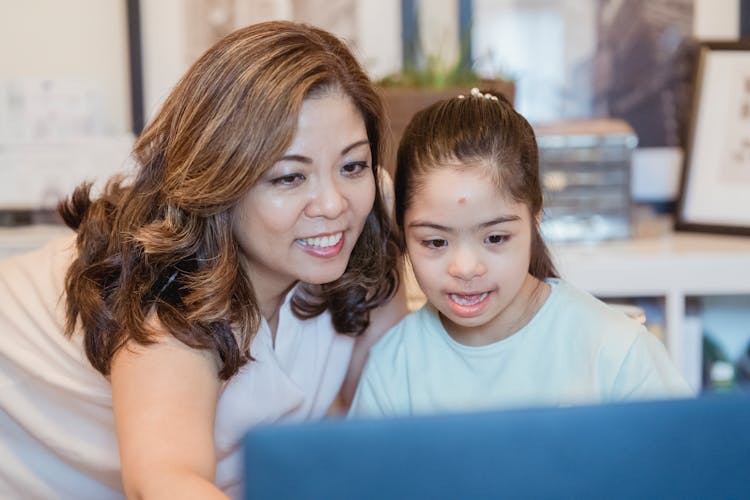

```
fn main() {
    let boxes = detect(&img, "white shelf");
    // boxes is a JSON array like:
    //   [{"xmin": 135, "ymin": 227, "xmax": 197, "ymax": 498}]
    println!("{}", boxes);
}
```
[
  {"xmin": 551, "ymin": 231, "xmax": 750, "ymax": 297},
  {"xmin": 0, "ymin": 135, "xmax": 135, "ymax": 210}
]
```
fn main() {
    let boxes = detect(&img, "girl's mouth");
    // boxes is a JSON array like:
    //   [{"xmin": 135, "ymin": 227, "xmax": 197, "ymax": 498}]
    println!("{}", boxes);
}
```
[
  {"xmin": 446, "ymin": 291, "xmax": 491, "ymax": 317},
  {"xmin": 448, "ymin": 292, "xmax": 488, "ymax": 306}
]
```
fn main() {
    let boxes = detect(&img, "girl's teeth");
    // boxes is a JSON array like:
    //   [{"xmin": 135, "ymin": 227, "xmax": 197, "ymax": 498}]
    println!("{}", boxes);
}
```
[
  {"xmin": 450, "ymin": 292, "xmax": 488, "ymax": 306},
  {"xmin": 300, "ymin": 232, "xmax": 343, "ymax": 248}
]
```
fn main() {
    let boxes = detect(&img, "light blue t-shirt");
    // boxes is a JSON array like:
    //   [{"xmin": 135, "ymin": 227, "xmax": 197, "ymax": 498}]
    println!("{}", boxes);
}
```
[{"xmin": 349, "ymin": 279, "xmax": 693, "ymax": 418}]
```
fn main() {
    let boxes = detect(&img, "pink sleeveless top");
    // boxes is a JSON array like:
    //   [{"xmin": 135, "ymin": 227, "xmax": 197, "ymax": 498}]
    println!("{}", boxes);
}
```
[{"xmin": 0, "ymin": 236, "xmax": 354, "ymax": 499}]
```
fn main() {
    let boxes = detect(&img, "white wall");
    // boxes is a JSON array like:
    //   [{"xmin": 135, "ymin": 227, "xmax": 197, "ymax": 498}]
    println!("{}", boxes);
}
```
[
  {"xmin": 0, "ymin": 0, "xmax": 132, "ymax": 135},
  {"xmin": 694, "ymin": 0, "xmax": 740, "ymax": 39},
  {"xmin": 140, "ymin": 0, "xmax": 401, "ymax": 122},
  {"xmin": 0, "ymin": 0, "xmax": 741, "ymax": 136}
]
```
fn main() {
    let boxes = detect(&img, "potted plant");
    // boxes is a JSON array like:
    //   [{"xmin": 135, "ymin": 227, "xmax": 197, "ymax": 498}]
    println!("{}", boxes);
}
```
[{"xmin": 376, "ymin": 10, "xmax": 514, "ymax": 175}]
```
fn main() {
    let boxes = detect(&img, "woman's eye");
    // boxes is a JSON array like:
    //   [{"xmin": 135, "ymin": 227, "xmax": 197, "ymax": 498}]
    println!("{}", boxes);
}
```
[
  {"xmin": 422, "ymin": 239, "xmax": 448, "ymax": 249},
  {"xmin": 485, "ymin": 234, "xmax": 507, "ymax": 245},
  {"xmin": 341, "ymin": 161, "xmax": 370, "ymax": 176},
  {"xmin": 272, "ymin": 173, "xmax": 305, "ymax": 186}
]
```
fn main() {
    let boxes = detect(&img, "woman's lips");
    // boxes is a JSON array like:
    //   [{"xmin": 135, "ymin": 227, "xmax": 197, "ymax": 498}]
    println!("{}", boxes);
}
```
[{"xmin": 296, "ymin": 231, "xmax": 345, "ymax": 258}]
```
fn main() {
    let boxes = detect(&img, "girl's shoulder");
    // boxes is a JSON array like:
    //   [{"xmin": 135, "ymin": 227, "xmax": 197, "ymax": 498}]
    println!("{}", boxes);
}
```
[
  {"xmin": 369, "ymin": 305, "xmax": 440, "ymax": 357},
  {"xmin": 541, "ymin": 278, "xmax": 644, "ymax": 339}
]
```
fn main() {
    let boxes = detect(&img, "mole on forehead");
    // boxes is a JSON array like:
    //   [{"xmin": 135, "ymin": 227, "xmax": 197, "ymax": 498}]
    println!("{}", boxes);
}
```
[{"xmin": 457, "ymin": 197, "xmax": 466, "ymax": 205}]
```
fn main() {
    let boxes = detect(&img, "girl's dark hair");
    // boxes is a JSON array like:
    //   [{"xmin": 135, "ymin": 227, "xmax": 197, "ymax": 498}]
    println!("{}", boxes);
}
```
[
  {"xmin": 393, "ymin": 90, "xmax": 558, "ymax": 280},
  {"xmin": 58, "ymin": 21, "xmax": 399, "ymax": 380}
]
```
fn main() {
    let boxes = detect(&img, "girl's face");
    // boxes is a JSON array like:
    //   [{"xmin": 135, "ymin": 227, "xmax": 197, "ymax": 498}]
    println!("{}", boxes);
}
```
[
  {"xmin": 404, "ymin": 165, "xmax": 543, "ymax": 346},
  {"xmin": 232, "ymin": 91, "xmax": 375, "ymax": 303}
]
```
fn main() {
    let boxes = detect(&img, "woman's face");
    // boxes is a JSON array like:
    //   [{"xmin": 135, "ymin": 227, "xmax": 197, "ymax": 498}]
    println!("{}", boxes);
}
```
[{"xmin": 232, "ymin": 90, "xmax": 376, "ymax": 302}]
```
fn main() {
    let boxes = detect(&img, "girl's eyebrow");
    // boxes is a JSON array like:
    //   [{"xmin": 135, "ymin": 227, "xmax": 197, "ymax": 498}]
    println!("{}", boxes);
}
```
[
  {"xmin": 408, "ymin": 215, "xmax": 521, "ymax": 232},
  {"xmin": 278, "ymin": 139, "xmax": 370, "ymax": 164}
]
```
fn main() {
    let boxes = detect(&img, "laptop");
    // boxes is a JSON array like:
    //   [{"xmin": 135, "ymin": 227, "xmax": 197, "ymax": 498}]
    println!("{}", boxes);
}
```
[{"xmin": 244, "ymin": 393, "xmax": 750, "ymax": 499}]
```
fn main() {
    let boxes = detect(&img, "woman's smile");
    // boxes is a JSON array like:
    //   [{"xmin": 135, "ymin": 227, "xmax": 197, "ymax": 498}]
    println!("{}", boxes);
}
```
[{"xmin": 296, "ymin": 231, "xmax": 346, "ymax": 257}]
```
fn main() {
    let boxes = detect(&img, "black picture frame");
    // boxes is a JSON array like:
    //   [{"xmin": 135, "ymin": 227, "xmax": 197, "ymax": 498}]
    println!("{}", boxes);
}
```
[
  {"xmin": 675, "ymin": 41, "xmax": 750, "ymax": 236},
  {"xmin": 126, "ymin": 0, "xmax": 144, "ymax": 135}
]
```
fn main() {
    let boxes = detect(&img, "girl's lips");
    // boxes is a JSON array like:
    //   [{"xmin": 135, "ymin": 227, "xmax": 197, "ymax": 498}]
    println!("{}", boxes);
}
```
[{"xmin": 446, "ymin": 291, "xmax": 491, "ymax": 317}]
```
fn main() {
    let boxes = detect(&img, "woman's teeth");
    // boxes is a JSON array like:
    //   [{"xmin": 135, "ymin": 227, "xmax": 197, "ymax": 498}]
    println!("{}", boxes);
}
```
[
  {"xmin": 449, "ymin": 292, "xmax": 488, "ymax": 306},
  {"xmin": 299, "ymin": 232, "xmax": 343, "ymax": 248}
]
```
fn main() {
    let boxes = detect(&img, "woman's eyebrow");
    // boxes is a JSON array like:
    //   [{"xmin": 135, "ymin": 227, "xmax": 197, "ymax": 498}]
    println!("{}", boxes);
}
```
[
  {"xmin": 278, "ymin": 154, "xmax": 312, "ymax": 164},
  {"xmin": 278, "ymin": 139, "xmax": 370, "ymax": 164},
  {"xmin": 340, "ymin": 139, "xmax": 370, "ymax": 156}
]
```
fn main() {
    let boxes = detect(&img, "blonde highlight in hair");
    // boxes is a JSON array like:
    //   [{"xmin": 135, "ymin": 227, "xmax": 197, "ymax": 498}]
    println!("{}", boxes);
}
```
[{"xmin": 59, "ymin": 21, "xmax": 398, "ymax": 380}]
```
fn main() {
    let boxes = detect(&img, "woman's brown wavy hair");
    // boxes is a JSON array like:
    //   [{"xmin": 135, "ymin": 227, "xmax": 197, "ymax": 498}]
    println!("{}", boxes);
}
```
[
  {"xmin": 59, "ymin": 21, "xmax": 399, "ymax": 380},
  {"xmin": 393, "ymin": 91, "xmax": 558, "ymax": 280}
]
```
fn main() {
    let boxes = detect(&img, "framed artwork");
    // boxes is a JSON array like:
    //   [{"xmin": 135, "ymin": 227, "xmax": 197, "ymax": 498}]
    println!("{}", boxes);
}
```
[
  {"xmin": 675, "ymin": 41, "xmax": 750, "ymax": 235},
  {"xmin": 126, "ymin": 0, "xmax": 144, "ymax": 135}
]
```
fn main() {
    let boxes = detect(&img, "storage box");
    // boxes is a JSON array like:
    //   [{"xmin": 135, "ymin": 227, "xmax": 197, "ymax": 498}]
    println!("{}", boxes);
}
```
[{"xmin": 534, "ymin": 119, "xmax": 637, "ymax": 242}]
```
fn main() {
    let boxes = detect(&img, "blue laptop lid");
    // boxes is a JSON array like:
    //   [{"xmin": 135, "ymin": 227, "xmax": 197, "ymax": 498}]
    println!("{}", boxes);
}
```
[{"xmin": 244, "ymin": 393, "xmax": 750, "ymax": 500}]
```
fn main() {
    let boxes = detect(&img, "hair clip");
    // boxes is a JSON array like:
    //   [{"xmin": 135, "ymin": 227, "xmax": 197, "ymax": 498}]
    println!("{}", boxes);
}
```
[
  {"xmin": 469, "ymin": 87, "xmax": 499, "ymax": 101},
  {"xmin": 457, "ymin": 88, "xmax": 498, "ymax": 101}
]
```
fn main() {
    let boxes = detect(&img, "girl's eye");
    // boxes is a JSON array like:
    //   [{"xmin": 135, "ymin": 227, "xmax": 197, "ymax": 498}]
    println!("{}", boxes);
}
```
[
  {"xmin": 341, "ymin": 161, "xmax": 370, "ymax": 176},
  {"xmin": 272, "ymin": 173, "xmax": 305, "ymax": 187},
  {"xmin": 422, "ymin": 238, "xmax": 448, "ymax": 249},
  {"xmin": 485, "ymin": 234, "xmax": 508, "ymax": 245}
]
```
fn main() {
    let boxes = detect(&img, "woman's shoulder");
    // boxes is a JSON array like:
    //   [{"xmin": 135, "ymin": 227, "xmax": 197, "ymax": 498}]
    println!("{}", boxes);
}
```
[{"xmin": 0, "ymin": 233, "xmax": 77, "ymax": 287}]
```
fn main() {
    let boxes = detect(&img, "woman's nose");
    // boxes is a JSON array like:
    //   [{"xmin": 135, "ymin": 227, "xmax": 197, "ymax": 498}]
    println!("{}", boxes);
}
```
[
  {"xmin": 448, "ymin": 244, "xmax": 486, "ymax": 280},
  {"xmin": 306, "ymin": 177, "xmax": 347, "ymax": 219}
]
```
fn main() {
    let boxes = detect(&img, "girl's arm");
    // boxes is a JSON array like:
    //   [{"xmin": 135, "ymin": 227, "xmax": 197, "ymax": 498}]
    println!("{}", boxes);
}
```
[
  {"xmin": 338, "ymin": 280, "xmax": 409, "ymax": 408},
  {"xmin": 111, "ymin": 332, "xmax": 227, "ymax": 500}
]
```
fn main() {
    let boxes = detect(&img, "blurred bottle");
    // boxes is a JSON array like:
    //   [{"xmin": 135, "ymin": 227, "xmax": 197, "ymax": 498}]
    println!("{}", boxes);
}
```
[
  {"xmin": 710, "ymin": 361, "xmax": 736, "ymax": 393},
  {"xmin": 703, "ymin": 333, "xmax": 736, "ymax": 393}
]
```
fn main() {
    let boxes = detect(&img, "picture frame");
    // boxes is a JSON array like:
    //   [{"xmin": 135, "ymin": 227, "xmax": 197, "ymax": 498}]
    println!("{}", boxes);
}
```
[
  {"xmin": 126, "ymin": 0, "xmax": 145, "ymax": 135},
  {"xmin": 675, "ymin": 41, "xmax": 750, "ymax": 236}
]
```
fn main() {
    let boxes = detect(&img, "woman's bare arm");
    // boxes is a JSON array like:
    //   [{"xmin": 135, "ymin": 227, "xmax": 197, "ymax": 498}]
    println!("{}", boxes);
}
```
[
  {"xmin": 111, "ymin": 334, "xmax": 228, "ymax": 500},
  {"xmin": 338, "ymin": 279, "xmax": 409, "ymax": 408}
]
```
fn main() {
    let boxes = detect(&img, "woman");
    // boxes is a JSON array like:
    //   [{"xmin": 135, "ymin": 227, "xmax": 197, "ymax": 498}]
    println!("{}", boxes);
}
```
[{"xmin": 0, "ymin": 21, "xmax": 406, "ymax": 499}]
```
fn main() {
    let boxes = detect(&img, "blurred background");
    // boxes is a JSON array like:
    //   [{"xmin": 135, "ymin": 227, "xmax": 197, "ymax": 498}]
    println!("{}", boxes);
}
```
[{"xmin": 1, "ymin": 0, "xmax": 749, "ymax": 393}]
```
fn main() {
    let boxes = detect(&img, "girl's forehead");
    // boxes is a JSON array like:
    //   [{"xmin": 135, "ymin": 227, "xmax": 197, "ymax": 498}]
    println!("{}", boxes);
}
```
[
  {"xmin": 409, "ymin": 167, "xmax": 524, "ymax": 216},
  {"xmin": 418, "ymin": 165, "xmax": 501, "ymax": 198}
]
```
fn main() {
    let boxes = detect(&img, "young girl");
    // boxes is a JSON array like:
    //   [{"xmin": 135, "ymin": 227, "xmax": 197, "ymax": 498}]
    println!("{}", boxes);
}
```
[{"xmin": 349, "ymin": 88, "xmax": 691, "ymax": 418}]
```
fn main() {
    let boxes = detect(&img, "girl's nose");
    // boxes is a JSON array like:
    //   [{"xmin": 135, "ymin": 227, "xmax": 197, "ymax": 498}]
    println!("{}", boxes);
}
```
[{"xmin": 448, "ymin": 244, "xmax": 486, "ymax": 281}]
